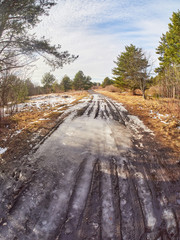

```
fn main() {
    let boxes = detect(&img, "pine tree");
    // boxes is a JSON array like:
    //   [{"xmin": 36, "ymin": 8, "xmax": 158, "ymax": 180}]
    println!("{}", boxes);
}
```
[
  {"xmin": 102, "ymin": 77, "xmax": 113, "ymax": 88},
  {"xmin": 60, "ymin": 75, "xmax": 72, "ymax": 92},
  {"xmin": 112, "ymin": 44, "xmax": 149, "ymax": 98},
  {"xmin": 73, "ymin": 71, "xmax": 92, "ymax": 90},
  {"xmin": 41, "ymin": 72, "xmax": 56, "ymax": 93},
  {"xmin": 0, "ymin": 0, "xmax": 78, "ymax": 74},
  {"xmin": 156, "ymin": 10, "xmax": 180, "ymax": 98}
]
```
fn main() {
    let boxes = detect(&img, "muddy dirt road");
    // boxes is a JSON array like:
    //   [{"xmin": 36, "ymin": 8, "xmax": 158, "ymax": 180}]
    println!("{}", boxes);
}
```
[{"xmin": 0, "ymin": 92, "xmax": 180, "ymax": 240}]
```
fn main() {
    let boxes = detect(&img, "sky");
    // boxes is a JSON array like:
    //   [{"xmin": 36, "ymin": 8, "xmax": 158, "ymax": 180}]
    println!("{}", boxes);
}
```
[{"xmin": 30, "ymin": 0, "xmax": 180, "ymax": 85}]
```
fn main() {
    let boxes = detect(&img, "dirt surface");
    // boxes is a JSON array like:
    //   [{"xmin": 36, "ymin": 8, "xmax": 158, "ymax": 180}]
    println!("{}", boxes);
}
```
[
  {"xmin": 0, "ymin": 92, "xmax": 87, "ymax": 162},
  {"xmin": 0, "ymin": 91, "xmax": 180, "ymax": 240}
]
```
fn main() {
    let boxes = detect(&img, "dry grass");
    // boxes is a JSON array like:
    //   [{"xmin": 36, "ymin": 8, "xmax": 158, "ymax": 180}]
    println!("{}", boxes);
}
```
[
  {"xmin": 96, "ymin": 90, "xmax": 180, "ymax": 154},
  {"xmin": 0, "ymin": 91, "xmax": 88, "ymax": 161},
  {"xmin": 104, "ymin": 85, "xmax": 122, "ymax": 93}
]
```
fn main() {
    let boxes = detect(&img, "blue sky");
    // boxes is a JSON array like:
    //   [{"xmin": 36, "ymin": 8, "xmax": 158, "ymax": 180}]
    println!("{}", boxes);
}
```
[{"xmin": 30, "ymin": 0, "xmax": 180, "ymax": 84}]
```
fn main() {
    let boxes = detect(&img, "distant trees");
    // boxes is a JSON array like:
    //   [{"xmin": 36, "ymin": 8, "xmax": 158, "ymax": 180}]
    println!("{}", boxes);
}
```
[
  {"xmin": 25, "ymin": 79, "xmax": 36, "ymax": 96},
  {"xmin": 52, "ymin": 81, "xmax": 60, "ymax": 93},
  {"xmin": 112, "ymin": 44, "xmax": 150, "ymax": 98},
  {"xmin": 73, "ymin": 71, "xmax": 92, "ymax": 90},
  {"xmin": 41, "ymin": 72, "xmax": 56, "ymax": 93},
  {"xmin": 25, "ymin": 79, "xmax": 44, "ymax": 96},
  {"xmin": 102, "ymin": 77, "xmax": 113, "ymax": 88},
  {"xmin": 156, "ymin": 10, "xmax": 180, "ymax": 98},
  {"xmin": 59, "ymin": 71, "xmax": 93, "ymax": 91},
  {"xmin": 60, "ymin": 75, "xmax": 72, "ymax": 92}
]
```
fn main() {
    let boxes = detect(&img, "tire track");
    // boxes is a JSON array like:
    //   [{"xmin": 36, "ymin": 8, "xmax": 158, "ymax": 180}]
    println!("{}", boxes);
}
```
[
  {"xmin": 58, "ymin": 156, "xmax": 97, "ymax": 240},
  {"xmin": 0, "ymin": 92, "xmax": 179, "ymax": 239},
  {"xmin": 78, "ymin": 159, "xmax": 102, "ymax": 240}
]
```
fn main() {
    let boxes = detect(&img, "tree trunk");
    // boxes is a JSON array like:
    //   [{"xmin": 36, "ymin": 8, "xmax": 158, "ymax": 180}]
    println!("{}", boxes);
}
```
[
  {"xmin": 142, "ymin": 89, "xmax": 146, "ymax": 99},
  {"xmin": 173, "ymin": 85, "xmax": 175, "ymax": 99}
]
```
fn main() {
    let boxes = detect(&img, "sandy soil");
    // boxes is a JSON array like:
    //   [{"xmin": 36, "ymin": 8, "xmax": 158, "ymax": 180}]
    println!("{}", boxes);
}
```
[{"xmin": 0, "ymin": 91, "xmax": 179, "ymax": 239}]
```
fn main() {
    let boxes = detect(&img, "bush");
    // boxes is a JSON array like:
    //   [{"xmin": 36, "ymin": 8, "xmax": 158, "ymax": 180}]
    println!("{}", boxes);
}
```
[{"xmin": 105, "ymin": 85, "xmax": 121, "ymax": 93}]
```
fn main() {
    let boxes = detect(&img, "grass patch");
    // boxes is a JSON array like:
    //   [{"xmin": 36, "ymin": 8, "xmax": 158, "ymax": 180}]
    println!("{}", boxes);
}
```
[{"xmin": 96, "ymin": 90, "xmax": 180, "ymax": 154}]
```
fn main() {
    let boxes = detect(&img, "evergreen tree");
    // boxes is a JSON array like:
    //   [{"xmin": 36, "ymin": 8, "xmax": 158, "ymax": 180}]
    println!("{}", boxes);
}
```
[
  {"xmin": 41, "ymin": 72, "xmax": 56, "ymax": 93},
  {"xmin": 0, "ymin": 0, "xmax": 77, "ymax": 74},
  {"xmin": 156, "ymin": 10, "xmax": 180, "ymax": 72},
  {"xmin": 73, "ymin": 71, "xmax": 92, "ymax": 90},
  {"xmin": 83, "ymin": 76, "xmax": 92, "ymax": 90},
  {"xmin": 112, "ymin": 44, "xmax": 150, "ymax": 98},
  {"xmin": 52, "ymin": 81, "xmax": 60, "ymax": 93},
  {"xmin": 60, "ymin": 75, "xmax": 72, "ymax": 92},
  {"xmin": 73, "ymin": 71, "xmax": 84, "ymax": 90},
  {"xmin": 102, "ymin": 77, "xmax": 113, "ymax": 88},
  {"xmin": 156, "ymin": 10, "xmax": 180, "ymax": 98}
]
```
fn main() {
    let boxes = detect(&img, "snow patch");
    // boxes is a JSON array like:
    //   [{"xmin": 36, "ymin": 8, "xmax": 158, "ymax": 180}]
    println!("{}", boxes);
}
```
[
  {"xmin": 11, "ymin": 129, "xmax": 23, "ymax": 138},
  {"xmin": 149, "ymin": 110, "xmax": 172, "ymax": 125},
  {"xmin": 2, "ymin": 94, "xmax": 76, "ymax": 116},
  {"xmin": 114, "ymin": 101, "xmax": 128, "ymax": 112},
  {"xmin": 163, "ymin": 209, "xmax": 177, "ymax": 236},
  {"xmin": 128, "ymin": 115, "xmax": 153, "ymax": 135},
  {"xmin": 0, "ymin": 147, "xmax": 7, "ymax": 154},
  {"xmin": 39, "ymin": 118, "xmax": 49, "ymax": 121}
]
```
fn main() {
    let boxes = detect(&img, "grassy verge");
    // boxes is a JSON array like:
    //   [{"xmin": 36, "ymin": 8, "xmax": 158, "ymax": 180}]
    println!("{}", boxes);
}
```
[
  {"xmin": 96, "ymin": 90, "xmax": 180, "ymax": 154},
  {"xmin": 0, "ymin": 91, "xmax": 88, "ymax": 162}
]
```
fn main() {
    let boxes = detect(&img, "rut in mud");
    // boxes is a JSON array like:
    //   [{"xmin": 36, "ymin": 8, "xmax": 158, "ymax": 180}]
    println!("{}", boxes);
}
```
[{"xmin": 0, "ymin": 92, "xmax": 180, "ymax": 240}]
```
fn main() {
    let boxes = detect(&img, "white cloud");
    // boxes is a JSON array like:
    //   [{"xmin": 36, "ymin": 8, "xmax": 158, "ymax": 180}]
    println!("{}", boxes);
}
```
[
  {"xmin": 29, "ymin": 0, "xmax": 180, "ymax": 85},
  {"xmin": 31, "ymin": 28, "xmax": 123, "ymax": 83}
]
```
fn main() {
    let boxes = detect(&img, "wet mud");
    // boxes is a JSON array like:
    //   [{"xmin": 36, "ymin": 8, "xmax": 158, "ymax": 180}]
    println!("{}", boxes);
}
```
[{"xmin": 0, "ymin": 92, "xmax": 180, "ymax": 240}]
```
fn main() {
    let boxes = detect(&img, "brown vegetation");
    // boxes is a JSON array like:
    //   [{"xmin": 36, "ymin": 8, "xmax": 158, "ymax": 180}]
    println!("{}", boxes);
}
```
[
  {"xmin": 0, "ymin": 91, "xmax": 88, "ymax": 162},
  {"xmin": 96, "ymin": 89, "xmax": 180, "ymax": 154}
]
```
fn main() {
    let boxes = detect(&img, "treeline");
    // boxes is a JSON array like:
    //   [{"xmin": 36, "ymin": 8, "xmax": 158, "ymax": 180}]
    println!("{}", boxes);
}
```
[
  {"xmin": 103, "ymin": 10, "xmax": 180, "ymax": 100},
  {"xmin": 0, "ymin": 70, "xmax": 96, "ymax": 119},
  {"xmin": 41, "ymin": 70, "xmax": 97, "ymax": 93}
]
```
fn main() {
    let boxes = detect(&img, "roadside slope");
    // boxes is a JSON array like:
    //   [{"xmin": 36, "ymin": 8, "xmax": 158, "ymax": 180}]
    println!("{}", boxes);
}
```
[
  {"xmin": 96, "ymin": 90, "xmax": 180, "ymax": 156},
  {"xmin": 0, "ymin": 92, "xmax": 88, "ymax": 163}
]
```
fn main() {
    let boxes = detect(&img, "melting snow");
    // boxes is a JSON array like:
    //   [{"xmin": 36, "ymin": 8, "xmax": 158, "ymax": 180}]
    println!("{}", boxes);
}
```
[
  {"xmin": 3, "ymin": 94, "xmax": 76, "ymax": 116},
  {"xmin": 20, "ymin": 94, "xmax": 75, "ymax": 111},
  {"xmin": 149, "ymin": 110, "xmax": 171, "ymax": 124},
  {"xmin": 11, "ymin": 129, "xmax": 22, "ymax": 138},
  {"xmin": 128, "ymin": 115, "xmax": 153, "ymax": 134},
  {"xmin": 114, "ymin": 102, "xmax": 128, "ymax": 112},
  {"xmin": 0, "ymin": 147, "xmax": 7, "ymax": 154}
]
